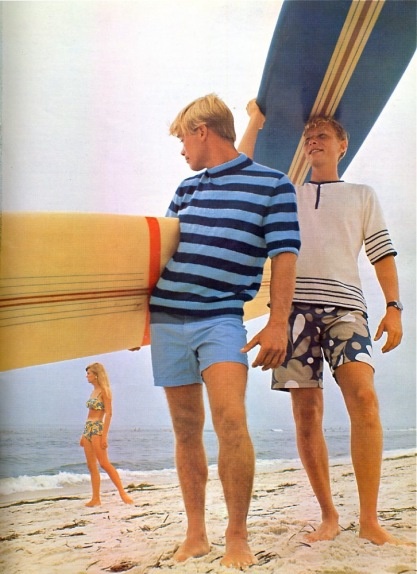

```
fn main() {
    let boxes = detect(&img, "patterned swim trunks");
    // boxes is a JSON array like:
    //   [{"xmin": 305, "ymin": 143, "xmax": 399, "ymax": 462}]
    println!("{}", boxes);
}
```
[
  {"xmin": 83, "ymin": 420, "xmax": 104, "ymax": 441},
  {"xmin": 272, "ymin": 304, "xmax": 374, "ymax": 390}
]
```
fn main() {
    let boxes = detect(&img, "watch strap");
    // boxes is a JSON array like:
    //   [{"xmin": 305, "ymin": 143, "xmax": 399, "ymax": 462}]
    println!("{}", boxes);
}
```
[{"xmin": 386, "ymin": 301, "xmax": 403, "ymax": 311}]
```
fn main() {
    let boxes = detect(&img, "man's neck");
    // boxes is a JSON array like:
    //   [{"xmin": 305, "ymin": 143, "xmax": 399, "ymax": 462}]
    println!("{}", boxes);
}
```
[
  {"xmin": 206, "ymin": 149, "xmax": 239, "ymax": 170},
  {"xmin": 205, "ymin": 133, "xmax": 239, "ymax": 169},
  {"xmin": 310, "ymin": 166, "xmax": 340, "ymax": 183}
]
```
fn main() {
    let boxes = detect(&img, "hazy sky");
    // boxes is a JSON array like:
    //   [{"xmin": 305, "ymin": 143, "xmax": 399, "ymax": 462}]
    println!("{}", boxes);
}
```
[{"xmin": 1, "ymin": 1, "xmax": 415, "ymax": 432}]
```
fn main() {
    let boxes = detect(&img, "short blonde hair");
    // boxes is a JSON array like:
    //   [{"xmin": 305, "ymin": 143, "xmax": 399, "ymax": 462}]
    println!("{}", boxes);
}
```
[
  {"xmin": 303, "ymin": 116, "xmax": 349, "ymax": 143},
  {"xmin": 169, "ymin": 93, "xmax": 236, "ymax": 143},
  {"xmin": 86, "ymin": 362, "xmax": 112, "ymax": 399},
  {"xmin": 303, "ymin": 116, "xmax": 349, "ymax": 161}
]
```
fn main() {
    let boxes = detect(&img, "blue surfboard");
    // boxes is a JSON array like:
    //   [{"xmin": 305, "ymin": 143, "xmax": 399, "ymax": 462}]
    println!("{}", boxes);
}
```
[{"xmin": 254, "ymin": 0, "xmax": 416, "ymax": 183}]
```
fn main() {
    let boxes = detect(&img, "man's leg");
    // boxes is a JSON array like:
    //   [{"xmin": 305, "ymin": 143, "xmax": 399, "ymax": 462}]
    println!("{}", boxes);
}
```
[
  {"xmin": 290, "ymin": 388, "xmax": 340, "ymax": 541},
  {"xmin": 164, "ymin": 383, "xmax": 210, "ymax": 561},
  {"xmin": 204, "ymin": 362, "xmax": 258, "ymax": 568},
  {"xmin": 337, "ymin": 362, "xmax": 411, "ymax": 545}
]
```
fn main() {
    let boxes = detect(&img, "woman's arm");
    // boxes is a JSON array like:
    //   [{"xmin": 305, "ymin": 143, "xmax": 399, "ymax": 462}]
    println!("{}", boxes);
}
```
[{"xmin": 101, "ymin": 394, "xmax": 113, "ymax": 449}]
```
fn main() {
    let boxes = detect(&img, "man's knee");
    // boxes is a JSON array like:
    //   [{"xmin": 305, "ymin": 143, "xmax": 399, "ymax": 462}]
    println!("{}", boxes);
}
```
[
  {"xmin": 337, "ymin": 364, "xmax": 379, "ymax": 415},
  {"xmin": 165, "ymin": 385, "xmax": 205, "ymax": 441},
  {"xmin": 291, "ymin": 390, "xmax": 323, "ymax": 429},
  {"xmin": 345, "ymin": 385, "xmax": 380, "ymax": 422},
  {"xmin": 173, "ymin": 413, "xmax": 205, "ymax": 446},
  {"xmin": 212, "ymin": 408, "xmax": 249, "ymax": 447},
  {"xmin": 168, "ymin": 403, "xmax": 205, "ymax": 444}
]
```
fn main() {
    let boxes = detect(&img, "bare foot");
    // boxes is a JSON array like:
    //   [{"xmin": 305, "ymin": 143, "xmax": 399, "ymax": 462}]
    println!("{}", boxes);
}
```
[
  {"xmin": 360, "ymin": 523, "xmax": 416, "ymax": 546},
  {"xmin": 121, "ymin": 494, "xmax": 134, "ymax": 504},
  {"xmin": 85, "ymin": 499, "xmax": 101, "ymax": 507},
  {"xmin": 173, "ymin": 535, "xmax": 210, "ymax": 562},
  {"xmin": 304, "ymin": 517, "xmax": 341, "ymax": 542},
  {"xmin": 220, "ymin": 536, "xmax": 258, "ymax": 569}
]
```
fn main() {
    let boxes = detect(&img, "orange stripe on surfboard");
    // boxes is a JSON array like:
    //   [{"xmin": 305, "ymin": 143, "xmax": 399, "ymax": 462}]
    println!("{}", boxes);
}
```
[{"xmin": 142, "ymin": 217, "xmax": 162, "ymax": 345}]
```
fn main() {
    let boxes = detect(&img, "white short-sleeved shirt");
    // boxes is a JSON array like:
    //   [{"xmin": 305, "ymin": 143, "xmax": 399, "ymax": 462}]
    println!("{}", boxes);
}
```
[{"xmin": 293, "ymin": 181, "xmax": 396, "ymax": 312}]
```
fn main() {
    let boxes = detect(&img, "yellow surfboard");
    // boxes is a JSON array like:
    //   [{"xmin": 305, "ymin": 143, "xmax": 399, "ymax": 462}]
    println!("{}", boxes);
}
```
[{"xmin": 0, "ymin": 212, "xmax": 271, "ymax": 371}]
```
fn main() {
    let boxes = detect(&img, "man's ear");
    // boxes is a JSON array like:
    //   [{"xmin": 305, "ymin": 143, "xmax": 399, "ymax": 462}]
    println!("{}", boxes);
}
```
[
  {"xmin": 339, "ymin": 140, "xmax": 348, "ymax": 160},
  {"xmin": 197, "ymin": 123, "xmax": 209, "ymax": 140}
]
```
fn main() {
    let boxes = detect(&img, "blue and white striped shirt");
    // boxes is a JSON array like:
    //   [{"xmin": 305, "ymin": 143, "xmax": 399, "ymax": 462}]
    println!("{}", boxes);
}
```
[{"xmin": 150, "ymin": 153, "xmax": 300, "ymax": 318}]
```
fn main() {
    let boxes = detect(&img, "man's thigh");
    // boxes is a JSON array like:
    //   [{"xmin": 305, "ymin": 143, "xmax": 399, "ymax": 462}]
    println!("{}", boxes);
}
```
[
  {"xmin": 335, "ymin": 361, "xmax": 377, "ymax": 412},
  {"xmin": 203, "ymin": 362, "xmax": 248, "ymax": 428},
  {"xmin": 290, "ymin": 387, "xmax": 324, "ymax": 423},
  {"xmin": 164, "ymin": 383, "xmax": 205, "ymax": 434}
]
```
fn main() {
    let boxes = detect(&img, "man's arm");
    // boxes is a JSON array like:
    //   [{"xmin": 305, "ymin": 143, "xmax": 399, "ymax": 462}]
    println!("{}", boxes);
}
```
[
  {"xmin": 237, "ymin": 99, "xmax": 265, "ymax": 158},
  {"xmin": 373, "ymin": 255, "xmax": 403, "ymax": 352},
  {"xmin": 241, "ymin": 252, "xmax": 297, "ymax": 370}
]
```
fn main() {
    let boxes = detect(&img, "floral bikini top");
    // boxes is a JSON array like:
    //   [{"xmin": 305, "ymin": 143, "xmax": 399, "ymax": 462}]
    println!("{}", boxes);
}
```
[{"xmin": 86, "ymin": 395, "xmax": 105, "ymax": 411}]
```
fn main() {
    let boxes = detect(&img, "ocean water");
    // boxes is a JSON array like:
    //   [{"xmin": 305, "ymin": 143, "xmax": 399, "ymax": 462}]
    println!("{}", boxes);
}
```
[{"xmin": 0, "ymin": 425, "xmax": 415, "ymax": 496}]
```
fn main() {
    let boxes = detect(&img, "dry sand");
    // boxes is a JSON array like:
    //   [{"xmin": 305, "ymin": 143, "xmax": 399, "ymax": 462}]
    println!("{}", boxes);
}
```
[{"xmin": 1, "ymin": 453, "xmax": 415, "ymax": 573}]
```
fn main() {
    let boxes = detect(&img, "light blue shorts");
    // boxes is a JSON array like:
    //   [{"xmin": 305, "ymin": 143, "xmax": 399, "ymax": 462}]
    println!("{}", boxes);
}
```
[{"xmin": 150, "ymin": 312, "xmax": 248, "ymax": 387}]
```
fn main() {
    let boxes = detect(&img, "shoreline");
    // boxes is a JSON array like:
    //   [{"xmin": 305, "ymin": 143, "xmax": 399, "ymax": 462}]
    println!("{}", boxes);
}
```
[
  {"xmin": 0, "ymin": 452, "xmax": 415, "ymax": 573},
  {"xmin": 1, "ymin": 446, "xmax": 414, "ymax": 503}
]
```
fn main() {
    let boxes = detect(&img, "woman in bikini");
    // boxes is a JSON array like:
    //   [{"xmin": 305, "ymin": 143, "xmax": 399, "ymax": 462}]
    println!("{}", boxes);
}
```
[{"xmin": 80, "ymin": 362, "xmax": 134, "ymax": 506}]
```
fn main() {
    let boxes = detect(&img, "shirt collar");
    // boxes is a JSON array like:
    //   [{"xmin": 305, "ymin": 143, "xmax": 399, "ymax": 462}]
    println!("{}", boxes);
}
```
[{"xmin": 205, "ymin": 153, "xmax": 252, "ymax": 177}]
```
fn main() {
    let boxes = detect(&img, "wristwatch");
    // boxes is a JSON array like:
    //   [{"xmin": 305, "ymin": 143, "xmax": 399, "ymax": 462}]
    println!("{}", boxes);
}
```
[{"xmin": 386, "ymin": 301, "xmax": 403, "ymax": 311}]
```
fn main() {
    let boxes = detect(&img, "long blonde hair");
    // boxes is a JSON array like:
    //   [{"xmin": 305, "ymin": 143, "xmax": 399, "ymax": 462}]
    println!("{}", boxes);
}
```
[{"xmin": 86, "ymin": 362, "xmax": 112, "ymax": 399}]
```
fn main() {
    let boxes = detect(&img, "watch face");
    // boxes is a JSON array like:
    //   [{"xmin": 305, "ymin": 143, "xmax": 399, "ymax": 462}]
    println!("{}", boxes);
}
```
[{"xmin": 388, "ymin": 301, "xmax": 403, "ymax": 311}]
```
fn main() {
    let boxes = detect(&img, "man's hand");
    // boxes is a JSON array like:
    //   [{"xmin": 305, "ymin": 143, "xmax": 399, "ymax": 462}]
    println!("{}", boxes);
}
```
[
  {"xmin": 246, "ymin": 99, "xmax": 265, "ymax": 129},
  {"xmin": 241, "ymin": 322, "xmax": 287, "ymax": 371},
  {"xmin": 374, "ymin": 308, "xmax": 403, "ymax": 353}
]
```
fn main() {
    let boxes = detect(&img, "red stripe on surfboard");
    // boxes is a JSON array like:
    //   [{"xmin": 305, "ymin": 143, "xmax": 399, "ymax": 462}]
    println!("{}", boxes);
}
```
[{"xmin": 142, "ymin": 217, "xmax": 162, "ymax": 346}]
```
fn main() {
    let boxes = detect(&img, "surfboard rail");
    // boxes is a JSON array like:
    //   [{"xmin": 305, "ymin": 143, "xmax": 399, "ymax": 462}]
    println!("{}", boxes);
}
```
[{"xmin": 255, "ymin": 0, "xmax": 416, "ymax": 183}]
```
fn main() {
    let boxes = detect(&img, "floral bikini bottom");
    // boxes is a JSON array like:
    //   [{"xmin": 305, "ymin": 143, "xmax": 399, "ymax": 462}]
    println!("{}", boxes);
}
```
[{"xmin": 83, "ymin": 420, "xmax": 104, "ymax": 441}]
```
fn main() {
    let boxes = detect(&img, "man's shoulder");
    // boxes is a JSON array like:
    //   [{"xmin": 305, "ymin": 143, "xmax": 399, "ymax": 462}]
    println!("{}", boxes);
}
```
[
  {"xmin": 244, "ymin": 160, "xmax": 294, "ymax": 191},
  {"xmin": 248, "ymin": 158, "xmax": 287, "ymax": 178},
  {"xmin": 339, "ymin": 181, "xmax": 375, "ymax": 193},
  {"xmin": 177, "ymin": 171, "xmax": 205, "ymax": 187},
  {"xmin": 297, "ymin": 181, "xmax": 375, "ymax": 193}
]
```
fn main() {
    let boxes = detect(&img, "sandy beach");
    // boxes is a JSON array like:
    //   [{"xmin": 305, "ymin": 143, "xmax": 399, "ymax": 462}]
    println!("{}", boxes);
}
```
[{"xmin": 1, "ymin": 452, "xmax": 415, "ymax": 574}]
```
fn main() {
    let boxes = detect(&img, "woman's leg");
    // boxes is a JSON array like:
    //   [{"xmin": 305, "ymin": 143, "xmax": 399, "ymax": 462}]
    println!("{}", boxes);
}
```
[
  {"xmin": 82, "ymin": 436, "xmax": 101, "ymax": 506},
  {"xmin": 91, "ymin": 436, "xmax": 133, "ymax": 504}
]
